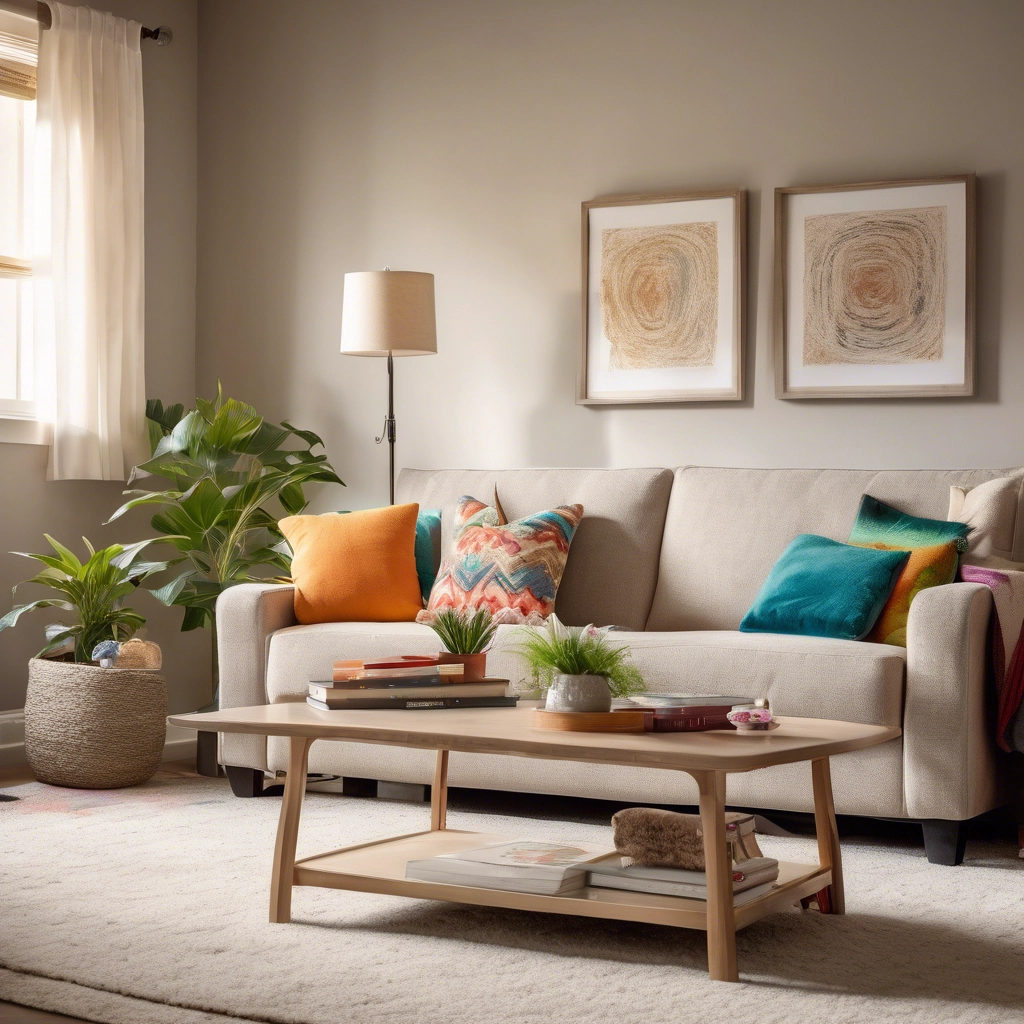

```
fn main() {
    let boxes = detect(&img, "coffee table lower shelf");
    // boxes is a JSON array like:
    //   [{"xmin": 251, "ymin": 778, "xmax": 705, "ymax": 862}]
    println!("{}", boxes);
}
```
[{"xmin": 293, "ymin": 828, "xmax": 831, "ymax": 932}]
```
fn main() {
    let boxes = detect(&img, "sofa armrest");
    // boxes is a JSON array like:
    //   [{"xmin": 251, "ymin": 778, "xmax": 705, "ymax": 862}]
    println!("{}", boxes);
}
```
[
  {"xmin": 904, "ymin": 581, "xmax": 998, "ymax": 820},
  {"xmin": 215, "ymin": 583, "xmax": 297, "ymax": 771}
]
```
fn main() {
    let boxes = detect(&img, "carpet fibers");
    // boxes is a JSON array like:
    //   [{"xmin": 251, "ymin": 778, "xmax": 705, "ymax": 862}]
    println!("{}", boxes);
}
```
[{"xmin": 1, "ymin": 776, "xmax": 1023, "ymax": 1024}]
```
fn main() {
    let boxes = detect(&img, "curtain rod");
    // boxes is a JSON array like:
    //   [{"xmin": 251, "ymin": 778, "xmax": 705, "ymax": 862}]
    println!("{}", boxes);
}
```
[{"xmin": 0, "ymin": 1, "xmax": 172, "ymax": 45}]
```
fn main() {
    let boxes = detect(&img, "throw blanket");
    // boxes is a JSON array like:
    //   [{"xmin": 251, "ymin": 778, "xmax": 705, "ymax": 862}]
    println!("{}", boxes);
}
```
[{"xmin": 960, "ymin": 565, "xmax": 1024, "ymax": 752}]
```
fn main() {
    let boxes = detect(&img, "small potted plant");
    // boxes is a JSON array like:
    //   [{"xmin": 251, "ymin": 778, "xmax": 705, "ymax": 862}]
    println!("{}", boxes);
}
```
[
  {"xmin": 0, "ymin": 536, "xmax": 170, "ymax": 789},
  {"xmin": 427, "ymin": 608, "xmax": 498, "ymax": 681},
  {"xmin": 515, "ymin": 615, "xmax": 645, "ymax": 712}
]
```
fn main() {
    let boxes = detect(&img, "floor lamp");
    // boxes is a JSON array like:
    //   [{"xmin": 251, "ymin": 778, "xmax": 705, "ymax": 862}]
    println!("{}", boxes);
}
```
[{"xmin": 340, "ymin": 270, "xmax": 437, "ymax": 504}]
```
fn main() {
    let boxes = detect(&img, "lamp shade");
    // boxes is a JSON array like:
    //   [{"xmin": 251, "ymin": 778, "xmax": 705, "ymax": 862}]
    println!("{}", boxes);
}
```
[{"xmin": 340, "ymin": 270, "xmax": 437, "ymax": 357}]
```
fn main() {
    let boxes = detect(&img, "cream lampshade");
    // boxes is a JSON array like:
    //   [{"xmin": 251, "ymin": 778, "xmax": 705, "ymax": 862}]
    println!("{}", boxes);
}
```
[
  {"xmin": 340, "ymin": 269, "xmax": 437, "ymax": 503},
  {"xmin": 340, "ymin": 271, "xmax": 436, "ymax": 356}
]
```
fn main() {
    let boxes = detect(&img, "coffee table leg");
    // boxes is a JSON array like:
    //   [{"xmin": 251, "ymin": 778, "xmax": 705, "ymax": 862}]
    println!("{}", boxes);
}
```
[
  {"xmin": 270, "ymin": 735, "xmax": 313, "ymax": 924},
  {"xmin": 697, "ymin": 769, "xmax": 738, "ymax": 982},
  {"xmin": 431, "ymin": 750, "xmax": 449, "ymax": 831},
  {"xmin": 811, "ymin": 756, "xmax": 845, "ymax": 914}
]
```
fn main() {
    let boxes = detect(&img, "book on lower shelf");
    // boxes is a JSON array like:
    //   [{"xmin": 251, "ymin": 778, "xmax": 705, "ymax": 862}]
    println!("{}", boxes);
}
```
[
  {"xmin": 405, "ymin": 841, "xmax": 616, "ymax": 895},
  {"xmin": 586, "ymin": 854, "xmax": 780, "ymax": 904}
]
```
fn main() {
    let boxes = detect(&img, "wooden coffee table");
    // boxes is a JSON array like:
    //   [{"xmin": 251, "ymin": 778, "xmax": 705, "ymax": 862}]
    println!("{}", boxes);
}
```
[{"xmin": 169, "ymin": 704, "xmax": 899, "ymax": 983}]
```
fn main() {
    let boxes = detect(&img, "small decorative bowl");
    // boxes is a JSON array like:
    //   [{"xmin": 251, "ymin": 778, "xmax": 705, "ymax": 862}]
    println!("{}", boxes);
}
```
[{"xmin": 727, "ymin": 705, "xmax": 774, "ymax": 731}]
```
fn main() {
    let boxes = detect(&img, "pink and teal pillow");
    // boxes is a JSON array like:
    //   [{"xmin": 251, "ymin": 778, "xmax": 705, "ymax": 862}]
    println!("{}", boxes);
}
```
[
  {"xmin": 418, "ymin": 496, "xmax": 584, "ymax": 626},
  {"xmin": 848, "ymin": 495, "xmax": 970, "ymax": 647}
]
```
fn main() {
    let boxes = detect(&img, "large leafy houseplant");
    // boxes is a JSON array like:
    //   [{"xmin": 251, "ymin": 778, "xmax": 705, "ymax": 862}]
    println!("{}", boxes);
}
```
[
  {"xmin": 107, "ymin": 387, "xmax": 344, "ymax": 697},
  {"xmin": 0, "ymin": 537, "xmax": 167, "ymax": 662}
]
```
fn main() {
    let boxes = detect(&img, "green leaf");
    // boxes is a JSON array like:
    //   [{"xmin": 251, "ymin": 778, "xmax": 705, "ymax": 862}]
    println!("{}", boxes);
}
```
[
  {"xmin": 43, "ymin": 535, "xmax": 83, "ymax": 574},
  {"xmin": 0, "ymin": 599, "xmax": 76, "ymax": 631},
  {"xmin": 281, "ymin": 420, "xmax": 325, "ymax": 448},
  {"xmin": 149, "ymin": 570, "xmax": 193, "ymax": 606},
  {"xmin": 278, "ymin": 482, "xmax": 307, "ymax": 516},
  {"xmin": 180, "ymin": 605, "xmax": 211, "ymax": 631}
]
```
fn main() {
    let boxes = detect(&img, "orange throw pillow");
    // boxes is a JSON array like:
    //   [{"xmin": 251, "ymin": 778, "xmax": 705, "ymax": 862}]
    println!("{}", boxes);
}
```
[
  {"xmin": 279, "ymin": 504, "xmax": 423, "ymax": 624},
  {"xmin": 854, "ymin": 540, "xmax": 960, "ymax": 647}
]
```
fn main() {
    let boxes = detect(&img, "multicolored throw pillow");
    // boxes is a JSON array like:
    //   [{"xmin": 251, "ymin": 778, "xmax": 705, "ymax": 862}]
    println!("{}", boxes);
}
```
[
  {"xmin": 855, "ymin": 541, "xmax": 961, "ymax": 646},
  {"xmin": 848, "ymin": 495, "xmax": 970, "ymax": 647},
  {"xmin": 849, "ymin": 494, "xmax": 970, "ymax": 551},
  {"xmin": 419, "ymin": 496, "xmax": 584, "ymax": 626}
]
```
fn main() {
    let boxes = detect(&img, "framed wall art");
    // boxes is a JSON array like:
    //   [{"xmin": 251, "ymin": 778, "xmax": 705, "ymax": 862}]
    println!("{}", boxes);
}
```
[
  {"xmin": 774, "ymin": 174, "xmax": 976, "ymax": 399},
  {"xmin": 579, "ymin": 189, "xmax": 746, "ymax": 404}
]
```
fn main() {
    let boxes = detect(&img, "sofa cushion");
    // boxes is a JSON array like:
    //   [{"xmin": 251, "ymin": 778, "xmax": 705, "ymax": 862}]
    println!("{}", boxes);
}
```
[
  {"xmin": 647, "ymin": 466, "xmax": 1024, "ymax": 632},
  {"xmin": 266, "ymin": 621, "xmax": 905, "ymax": 729},
  {"xmin": 396, "ymin": 468, "xmax": 674, "ymax": 630},
  {"xmin": 265, "ymin": 624, "xmax": 906, "ymax": 817}
]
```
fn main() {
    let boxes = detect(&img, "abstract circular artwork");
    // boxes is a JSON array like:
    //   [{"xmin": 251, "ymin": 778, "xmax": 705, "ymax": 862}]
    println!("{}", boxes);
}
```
[
  {"xmin": 803, "ymin": 206, "xmax": 947, "ymax": 365},
  {"xmin": 600, "ymin": 222, "xmax": 719, "ymax": 369}
]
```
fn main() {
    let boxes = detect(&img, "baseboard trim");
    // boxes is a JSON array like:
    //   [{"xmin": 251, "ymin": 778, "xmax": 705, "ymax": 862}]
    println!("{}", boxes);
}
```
[
  {"xmin": 163, "ymin": 723, "xmax": 198, "ymax": 761},
  {"xmin": 0, "ymin": 710, "xmax": 197, "ymax": 767}
]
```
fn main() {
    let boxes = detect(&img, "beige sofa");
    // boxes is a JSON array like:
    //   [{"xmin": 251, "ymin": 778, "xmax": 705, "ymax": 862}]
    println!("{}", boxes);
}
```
[{"xmin": 216, "ymin": 466, "xmax": 1024, "ymax": 865}]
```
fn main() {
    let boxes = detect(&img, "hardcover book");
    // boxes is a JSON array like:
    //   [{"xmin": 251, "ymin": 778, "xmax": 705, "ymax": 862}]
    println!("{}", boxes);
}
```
[
  {"xmin": 406, "ymin": 840, "xmax": 615, "ymax": 895},
  {"xmin": 306, "ymin": 695, "xmax": 519, "ymax": 712}
]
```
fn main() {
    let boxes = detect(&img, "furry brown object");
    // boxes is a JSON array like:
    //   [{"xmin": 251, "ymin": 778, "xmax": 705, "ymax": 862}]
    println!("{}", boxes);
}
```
[{"xmin": 611, "ymin": 806, "xmax": 705, "ymax": 870}]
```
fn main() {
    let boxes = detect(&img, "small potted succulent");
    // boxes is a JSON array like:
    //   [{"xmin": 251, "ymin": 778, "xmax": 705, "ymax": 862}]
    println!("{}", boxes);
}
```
[
  {"xmin": 0, "ymin": 536, "xmax": 170, "ymax": 788},
  {"xmin": 426, "ymin": 608, "xmax": 498, "ymax": 682},
  {"xmin": 515, "ymin": 615, "xmax": 645, "ymax": 712}
]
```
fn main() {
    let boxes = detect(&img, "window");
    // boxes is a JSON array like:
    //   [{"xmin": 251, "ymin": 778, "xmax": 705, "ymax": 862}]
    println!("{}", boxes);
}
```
[{"xmin": 0, "ymin": 23, "xmax": 36, "ymax": 421}]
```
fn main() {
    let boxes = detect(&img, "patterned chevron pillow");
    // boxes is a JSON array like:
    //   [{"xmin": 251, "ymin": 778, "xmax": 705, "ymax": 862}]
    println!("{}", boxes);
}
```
[{"xmin": 418, "ymin": 496, "xmax": 584, "ymax": 626}]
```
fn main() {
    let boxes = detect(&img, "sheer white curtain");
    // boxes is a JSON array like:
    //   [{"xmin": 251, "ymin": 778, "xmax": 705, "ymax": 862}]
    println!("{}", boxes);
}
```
[{"xmin": 34, "ymin": 1, "xmax": 147, "ymax": 480}]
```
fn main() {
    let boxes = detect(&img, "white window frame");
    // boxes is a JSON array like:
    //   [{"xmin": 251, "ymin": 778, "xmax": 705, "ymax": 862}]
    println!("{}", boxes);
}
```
[
  {"xmin": 0, "ymin": 93, "xmax": 34, "ymax": 423},
  {"xmin": 0, "ymin": 12, "xmax": 45, "ymax": 444}
]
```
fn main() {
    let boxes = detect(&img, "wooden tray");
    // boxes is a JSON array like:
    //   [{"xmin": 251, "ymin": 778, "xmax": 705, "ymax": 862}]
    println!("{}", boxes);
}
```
[{"xmin": 531, "ymin": 708, "xmax": 648, "ymax": 732}]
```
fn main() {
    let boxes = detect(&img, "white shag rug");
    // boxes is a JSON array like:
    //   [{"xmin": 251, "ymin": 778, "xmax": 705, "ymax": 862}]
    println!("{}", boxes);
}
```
[{"xmin": 1, "ymin": 776, "xmax": 1023, "ymax": 1024}]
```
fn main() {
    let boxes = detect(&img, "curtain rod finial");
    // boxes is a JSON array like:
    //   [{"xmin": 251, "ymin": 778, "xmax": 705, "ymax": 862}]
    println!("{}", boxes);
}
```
[{"xmin": 141, "ymin": 25, "xmax": 172, "ymax": 45}]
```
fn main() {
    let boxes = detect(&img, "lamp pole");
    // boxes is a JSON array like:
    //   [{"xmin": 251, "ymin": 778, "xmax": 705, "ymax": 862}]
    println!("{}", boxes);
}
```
[{"xmin": 375, "ymin": 352, "xmax": 397, "ymax": 504}]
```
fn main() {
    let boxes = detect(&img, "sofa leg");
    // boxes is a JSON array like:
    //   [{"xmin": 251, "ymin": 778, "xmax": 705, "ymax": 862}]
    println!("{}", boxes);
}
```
[
  {"xmin": 922, "ymin": 819, "xmax": 967, "ymax": 865},
  {"xmin": 225, "ymin": 765, "xmax": 283, "ymax": 798}
]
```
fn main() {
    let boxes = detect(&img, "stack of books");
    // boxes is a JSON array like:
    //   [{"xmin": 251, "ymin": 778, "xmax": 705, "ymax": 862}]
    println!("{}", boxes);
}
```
[
  {"xmin": 306, "ymin": 656, "xmax": 517, "ymax": 711},
  {"xmin": 586, "ymin": 853, "xmax": 779, "ymax": 905},
  {"xmin": 404, "ymin": 820, "xmax": 777, "ymax": 903}
]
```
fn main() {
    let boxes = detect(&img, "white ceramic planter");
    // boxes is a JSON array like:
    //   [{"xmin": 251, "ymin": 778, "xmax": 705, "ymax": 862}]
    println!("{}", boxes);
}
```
[{"xmin": 544, "ymin": 673, "xmax": 612, "ymax": 713}]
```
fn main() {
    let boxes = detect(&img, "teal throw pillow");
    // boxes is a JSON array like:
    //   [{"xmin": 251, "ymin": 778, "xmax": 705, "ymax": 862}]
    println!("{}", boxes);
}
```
[
  {"xmin": 849, "ymin": 494, "xmax": 970, "ymax": 552},
  {"xmin": 740, "ymin": 534, "xmax": 910, "ymax": 641},
  {"xmin": 415, "ymin": 509, "xmax": 442, "ymax": 602}
]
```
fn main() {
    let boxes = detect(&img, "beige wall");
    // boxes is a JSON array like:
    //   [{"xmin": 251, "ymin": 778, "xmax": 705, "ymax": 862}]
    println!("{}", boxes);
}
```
[
  {"xmin": 196, "ymin": 0, "xmax": 1024, "ymax": 519},
  {"xmin": 0, "ymin": 0, "xmax": 208, "ymax": 714}
]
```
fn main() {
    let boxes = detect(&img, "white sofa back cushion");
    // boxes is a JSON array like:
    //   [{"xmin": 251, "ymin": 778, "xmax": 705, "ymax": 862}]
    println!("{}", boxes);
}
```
[
  {"xmin": 647, "ymin": 466, "xmax": 1024, "ymax": 632},
  {"xmin": 396, "ymin": 467, "xmax": 674, "ymax": 630}
]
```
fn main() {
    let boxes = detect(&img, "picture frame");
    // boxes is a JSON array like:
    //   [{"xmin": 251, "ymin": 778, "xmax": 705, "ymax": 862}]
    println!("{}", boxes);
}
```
[
  {"xmin": 774, "ymin": 174, "xmax": 976, "ymax": 399},
  {"xmin": 579, "ymin": 189, "xmax": 746, "ymax": 405}
]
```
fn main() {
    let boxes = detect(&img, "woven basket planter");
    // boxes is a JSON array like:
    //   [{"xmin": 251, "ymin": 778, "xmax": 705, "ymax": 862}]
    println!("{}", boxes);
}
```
[{"xmin": 24, "ymin": 658, "xmax": 168, "ymax": 789}]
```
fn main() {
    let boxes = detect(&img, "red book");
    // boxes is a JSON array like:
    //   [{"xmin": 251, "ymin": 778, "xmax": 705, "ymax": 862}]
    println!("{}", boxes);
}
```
[{"xmin": 335, "ymin": 656, "xmax": 442, "ymax": 671}]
